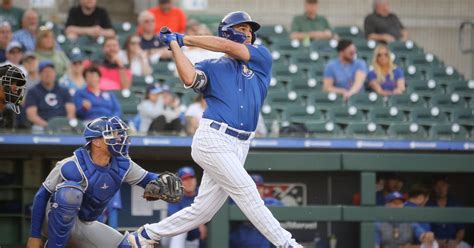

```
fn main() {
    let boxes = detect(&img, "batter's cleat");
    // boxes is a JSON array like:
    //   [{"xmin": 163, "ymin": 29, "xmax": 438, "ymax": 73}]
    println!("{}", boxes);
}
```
[{"xmin": 128, "ymin": 226, "xmax": 156, "ymax": 248}]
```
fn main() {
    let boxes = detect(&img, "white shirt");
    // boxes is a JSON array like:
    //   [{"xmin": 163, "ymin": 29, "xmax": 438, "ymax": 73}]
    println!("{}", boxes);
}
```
[{"xmin": 185, "ymin": 102, "xmax": 205, "ymax": 119}]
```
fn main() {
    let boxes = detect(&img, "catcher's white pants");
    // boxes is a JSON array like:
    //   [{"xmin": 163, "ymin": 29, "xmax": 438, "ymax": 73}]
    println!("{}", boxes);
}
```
[{"xmin": 144, "ymin": 118, "xmax": 298, "ymax": 247}]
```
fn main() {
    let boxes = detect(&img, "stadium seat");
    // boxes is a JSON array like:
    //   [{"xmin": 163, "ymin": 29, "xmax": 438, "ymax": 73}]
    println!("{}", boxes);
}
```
[
  {"xmin": 307, "ymin": 92, "xmax": 344, "ymax": 111},
  {"xmin": 451, "ymin": 108, "xmax": 474, "ymax": 126},
  {"xmin": 306, "ymin": 122, "xmax": 343, "ymax": 137},
  {"xmin": 347, "ymin": 93, "xmax": 384, "ymax": 110},
  {"xmin": 388, "ymin": 41, "xmax": 422, "ymax": 53},
  {"xmin": 345, "ymin": 122, "xmax": 385, "ymax": 138},
  {"xmin": 429, "ymin": 124, "xmax": 469, "ymax": 140},
  {"xmin": 180, "ymin": 91, "xmax": 198, "ymax": 106},
  {"xmin": 289, "ymin": 50, "xmax": 325, "ymax": 72},
  {"xmin": 271, "ymin": 38, "xmax": 308, "ymax": 57},
  {"xmin": 445, "ymin": 80, "xmax": 474, "ymax": 97},
  {"xmin": 409, "ymin": 107, "xmax": 449, "ymax": 126},
  {"xmin": 266, "ymin": 91, "xmax": 303, "ymax": 110},
  {"xmin": 406, "ymin": 79, "xmax": 444, "ymax": 97},
  {"xmin": 111, "ymin": 91, "xmax": 140, "ymax": 117},
  {"xmin": 402, "ymin": 66, "xmax": 425, "ymax": 81},
  {"xmin": 387, "ymin": 123, "xmax": 428, "ymax": 139},
  {"xmin": 430, "ymin": 66, "xmax": 463, "ymax": 82},
  {"xmin": 46, "ymin": 117, "xmax": 84, "ymax": 134},
  {"xmin": 258, "ymin": 25, "xmax": 289, "ymax": 41},
  {"xmin": 286, "ymin": 75, "xmax": 322, "ymax": 97},
  {"xmin": 368, "ymin": 106, "xmax": 406, "ymax": 125},
  {"xmin": 327, "ymin": 106, "xmax": 366, "ymax": 124},
  {"xmin": 272, "ymin": 63, "xmax": 300, "ymax": 81},
  {"xmin": 333, "ymin": 26, "xmax": 364, "ymax": 40},
  {"xmin": 281, "ymin": 105, "xmax": 325, "ymax": 124},
  {"xmin": 152, "ymin": 61, "xmax": 176, "ymax": 76},
  {"xmin": 429, "ymin": 94, "xmax": 468, "ymax": 112},
  {"xmin": 352, "ymin": 39, "xmax": 376, "ymax": 53},
  {"xmin": 387, "ymin": 93, "xmax": 427, "ymax": 111}
]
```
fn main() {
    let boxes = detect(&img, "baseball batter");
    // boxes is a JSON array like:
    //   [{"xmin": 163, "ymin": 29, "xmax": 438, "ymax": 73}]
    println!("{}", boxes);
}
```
[
  {"xmin": 129, "ymin": 11, "xmax": 302, "ymax": 248},
  {"xmin": 26, "ymin": 116, "xmax": 183, "ymax": 248}
]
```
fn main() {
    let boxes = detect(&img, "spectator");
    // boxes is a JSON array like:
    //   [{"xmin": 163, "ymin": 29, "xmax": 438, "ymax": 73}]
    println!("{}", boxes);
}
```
[
  {"xmin": 59, "ymin": 52, "xmax": 86, "ymax": 96},
  {"xmin": 368, "ymin": 44, "xmax": 405, "ymax": 96},
  {"xmin": 364, "ymin": 0, "xmax": 408, "ymax": 43},
  {"xmin": 85, "ymin": 37, "xmax": 132, "ymax": 91},
  {"xmin": 148, "ymin": 0, "xmax": 186, "ymax": 34},
  {"xmin": 0, "ymin": 21, "xmax": 12, "ymax": 63},
  {"xmin": 230, "ymin": 174, "xmax": 283, "ymax": 248},
  {"xmin": 0, "ymin": 0, "xmax": 24, "ymax": 31},
  {"xmin": 22, "ymin": 51, "xmax": 39, "ymax": 89},
  {"xmin": 323, "ymin": 39, "xmax": 367, "ymax": 100},
  {"xmin": 64, "ymin": 0, "xmax": 115, "ymax": 40},
  {"xmin": 118, "ymin": 34, "xmax": 152, "ymax": 76},
  {"xmin": 12, "ymin": 9, "xmax": 39, "ymax": 52},
  {"xmin": 290, "ymin": 0, "xmax": 333, "ymax": 41},
  {"xmin": 427, "ymin": 177, "xmax": 470, "ymax": 248},
  {"xmin": 137, "ymin": 84, "xmax": 182, "ymax": 134},
  {"xmin": 74, "ymin": 65, "xmax": 121, "ymax": 121},
  {"xmin": 405, "ymin": 183, "xmax": 436, "ymax": 246},
  {"xmin": 182, "ymin": 21, "xmax": 224, "ymax": 65},
  {"xmin": 0, "ymin": 41, "xmax": 25, "ymax": 72},
  {"xmin": 375, "ymin": 192, "xmax": 437, "ymax": 248},
  {"xmin": 34, "ymin": 27, "xmax": 70, "ymax": 76},
  {"xmin": 137, "ymin": 10, "xmax": 171, "ymax": 63},
  {"xmin": 376, "ymin": 172, "xmax": 403, "ymax": 206},
  {"xmin": 25, "ymin": 61, "xmax": 75, "ymax": 131},
  {"xmin": 161, "ymin": 166, "xmax": 206, "ymax": 248},
  {"xmin": 184, "ymin": 94, "xmax": 206, "ymax": 135}
]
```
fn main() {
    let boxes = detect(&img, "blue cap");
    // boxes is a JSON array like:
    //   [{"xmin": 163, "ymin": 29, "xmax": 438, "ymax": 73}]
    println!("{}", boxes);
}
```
[
  {"xmin": 70, "ymin": 52, "xmax": 85, "ymax": 62},
  {"xmin": 146, "ymin": 84, "xmax": 163, "ymax": 94},
  {"xmin": 177, "ymin": 166, "xmax": 195, "ymax": 179},
  {"xmin": 251, "ymin": 174, "xmax": 264, "ymax": 186},
  {"xmin": 38, "ymin": 61, "xmax": 55, "ymax": 72},
  {"xmin": 385, "ymin": 191, "xmax": 405, "ymax": 203}
]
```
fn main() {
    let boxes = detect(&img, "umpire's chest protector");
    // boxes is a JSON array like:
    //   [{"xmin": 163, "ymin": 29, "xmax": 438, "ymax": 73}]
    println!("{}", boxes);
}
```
[{"xmin": 73, "ymin": 148, "xmax": 130, "ymax": 221}]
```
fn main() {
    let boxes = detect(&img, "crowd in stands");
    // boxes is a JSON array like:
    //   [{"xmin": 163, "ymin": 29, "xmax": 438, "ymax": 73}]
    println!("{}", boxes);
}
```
[
  {"xmin": 371, "ymin": 174, "xmax": 471, "ymax": 248},
  {"xmin": 0, "ymin": 0, "xmax": 471, "ymax": 140}
]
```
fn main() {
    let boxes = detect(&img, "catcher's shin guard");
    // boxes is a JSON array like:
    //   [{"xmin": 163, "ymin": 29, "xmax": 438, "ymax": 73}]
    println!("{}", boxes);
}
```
[{"xmin": 47, "ymin": 181, "xmax": 83, "ymax": 248}]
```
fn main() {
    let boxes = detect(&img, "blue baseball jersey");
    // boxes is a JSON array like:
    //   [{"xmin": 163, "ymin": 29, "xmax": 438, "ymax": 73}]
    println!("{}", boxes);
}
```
[
  {"xmin": 73, "ymin": 88, "xmax": 122, "ymax": 121},
  {"xmin": 404, "ymin": 201, "xmax": 431, "ymax": 232},
  {"xmin": 195, "ymin": 44, "xmax": 272, "ymax": 131},
  {"xmin": 426, "ymin": 197, "xmax": 465, "ymax": 240}
]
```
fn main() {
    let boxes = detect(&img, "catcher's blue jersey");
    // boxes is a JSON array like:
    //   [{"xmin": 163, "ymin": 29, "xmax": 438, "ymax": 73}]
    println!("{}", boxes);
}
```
[{"xmin": 195, "ymin": 44, "xmax": 272, "ymax": 131}]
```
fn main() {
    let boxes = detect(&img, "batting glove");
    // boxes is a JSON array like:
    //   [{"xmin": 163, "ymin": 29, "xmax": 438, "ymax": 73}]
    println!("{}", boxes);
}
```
[
  {"xmin": 175, "ymin": 33, "xmax": 185, "ymax": 48},
  {"xmin": 159, "ymin": 27, "xmax": 177, "ymax": 47}
]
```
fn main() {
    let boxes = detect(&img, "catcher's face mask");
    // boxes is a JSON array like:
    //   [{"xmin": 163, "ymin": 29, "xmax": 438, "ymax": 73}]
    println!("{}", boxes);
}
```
[
  {"xmin": 1, "ymin": 65, "xmax": 26, "ymax": 114},
  {"xmin": 84, "ymin": 116, "xmax": 131, "ymax": 157}
]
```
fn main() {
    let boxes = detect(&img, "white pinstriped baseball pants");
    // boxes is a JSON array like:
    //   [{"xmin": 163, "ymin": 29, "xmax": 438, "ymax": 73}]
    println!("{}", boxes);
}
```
[{"xmin": 143, "ymin": 118, "xmax": 298, "ymax": 247}]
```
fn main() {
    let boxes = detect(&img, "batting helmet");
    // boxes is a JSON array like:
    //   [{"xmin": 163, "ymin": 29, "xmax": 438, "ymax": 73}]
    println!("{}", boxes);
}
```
[
  {"xmin": 0, "ymin": 64, "xmax": 26, "ymax": 114},
  {"xmin": 218, "ymin": 11, "xmax": 261, "ymax": 44},
  {"xmin": 83, "ymin": 116, "xmax": 131, "ymax": 157}
]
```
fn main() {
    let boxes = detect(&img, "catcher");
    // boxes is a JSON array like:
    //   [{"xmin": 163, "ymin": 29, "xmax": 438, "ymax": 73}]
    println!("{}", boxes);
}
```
[
  {"xmin": 27, "ymin": 116, "xmax": 183, "ymax": 248},
  {"xmin": 0, "ymin": 64, "xmax": 26, "ymax": 114}
]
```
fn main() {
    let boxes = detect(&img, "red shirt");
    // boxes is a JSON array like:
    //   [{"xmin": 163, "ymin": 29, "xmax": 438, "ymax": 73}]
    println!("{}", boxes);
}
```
[{"xmin": 148, "ymin": 6, "xmax": 187, "ymax": 33}]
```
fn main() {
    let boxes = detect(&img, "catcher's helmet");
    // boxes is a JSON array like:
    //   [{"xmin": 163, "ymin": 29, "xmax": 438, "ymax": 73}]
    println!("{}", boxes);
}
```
[
  {"xmin": 0, "ymin": 64, "xmax": 26, "ymax": 114},
  {"xmin": 83, "ymin": 116, "xmax": 131, "ymax": 157},
  {"xmin": 218, "ymin": 11, "xmax": 261, "ymax": 44}
]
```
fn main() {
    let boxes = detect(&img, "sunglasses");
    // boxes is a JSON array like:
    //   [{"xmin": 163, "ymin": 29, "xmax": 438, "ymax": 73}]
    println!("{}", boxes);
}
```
[
  {"xmin": 72, "ymin": 61, "xmax": 83, "ymax": 65},
  {"xmin": 377, "ymin": 53, "xmax": 389, "ymax": 58}
]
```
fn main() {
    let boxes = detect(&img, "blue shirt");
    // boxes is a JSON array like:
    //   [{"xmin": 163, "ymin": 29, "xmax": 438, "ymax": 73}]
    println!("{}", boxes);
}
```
[
  {"xmin": 230, "ymin": 197, "xmax": 282, "ymax": 248},
  {"xmin": 12, "ymin": 29, "xmax": 62, "ymax": 52},
  {"xmin": 323, "ymin": 58, "xmax": 367, "ymax": 90},
  {"xmin": 368, "ymin": 67, "xmax": 404, "ymax": 91},
  {"xmin": 404, "ymin": 201, "xmax": 431, "ymax": 232},
  {"xmin": 24, "ymin": 83, "xmax": 72, "ymax": 121},
  {"xmin": 73, "ymin": 88, "xmax": 121, "ymax": 121},
  {"xmin": 426, "ymin": 197, "xmax": 465, "ymax": 240},
  {"xmin": 0, "ymin": 48, "xmax": 6, "ymax": 63},
  {"xmin": 196, "ymin": 44, "xmax": 272, "ymax": 131},
  {"xmin": 168, "ymin": 190, "xmax": 200, "ymax": 241},
  {"xmin": 140, "ymin": 35, "xmax": 164, "ymax": 50}
]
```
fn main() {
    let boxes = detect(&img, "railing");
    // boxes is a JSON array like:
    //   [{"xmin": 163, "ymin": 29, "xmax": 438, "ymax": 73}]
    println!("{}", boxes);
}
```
[
  {"xmin": 459, "ymin": 20, "xmax": 474, "ymax": 78},
  {"xmin": 207, "ymin": 152, "xmax": 474, "ymax": 248}
]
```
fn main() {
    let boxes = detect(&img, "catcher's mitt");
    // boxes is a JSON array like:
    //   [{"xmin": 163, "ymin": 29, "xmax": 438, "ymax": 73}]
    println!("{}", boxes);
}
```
[{"xmin": 143, "ymin": 172, "xmax": 184, "ymax": 203}]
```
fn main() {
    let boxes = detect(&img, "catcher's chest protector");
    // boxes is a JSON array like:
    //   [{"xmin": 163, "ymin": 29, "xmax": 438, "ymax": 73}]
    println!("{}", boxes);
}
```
[{"xmin": 73, "ymin": 148, "xmax": 130, "ymax": 221}]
